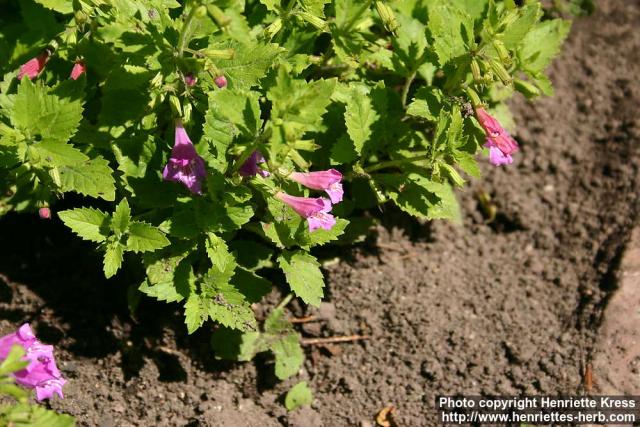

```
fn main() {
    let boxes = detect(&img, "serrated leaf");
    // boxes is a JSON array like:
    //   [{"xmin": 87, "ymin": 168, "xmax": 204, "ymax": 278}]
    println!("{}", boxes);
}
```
[
  {"xmin": 126, "ymin": 221, "xmax": 170, "ymax": 253},
  {"xmin": 211, "ymin": 327, "xmax": 263, "ymax": 361},
  {"xmin": 344, "ymin": 84, "xmax": 378, "ymax": 155},
  {"xmin": 142, "ymin": 249, "xmax": 194, "ymax": 303},
  {"xmin": 278, "ymin": 251, "xmax": 324, "ymax": 306},
  {"xmin": 378, "ymin": 174, "xmax": 461, "ymax": 223},
  {"xmin": 58, "ymin": 207, "xmax": 110, "ymax": 243},
  {"xmin": 111, "ymin": 199, "xmax": 131, "ymax": 235},
  {"xmin": 12, "ymin": 79, "xmax": 83, "ymax": 143},
  {"xmin": 501, "ymin": 3, "xmax": 541, "ymax": 49},
  {"xmin": 104, "ymin": 242, "xmax": 124, "ymax": 278},
  {"xmin": 271, "ymin": 333, "xmax": 304, "ymax": 380},
  {"xmin": 57, "ymin": 156, "xmax": 116, "ymax": 201},
  {"xmin": 184, "ymin": 293, "xmax": 207, "ymax": 334},
  {"xmin": 230, "ymin": 267, "xmax": 272, "ymax": 303},
  {"xmin": 202, "ymin": 89, "xmax": 261, "ymax": 172},
  {"xmin": 407, "ymin": 88, "xmax": 442, "ymax": 122},
  {"xmin": 206, "ymin": 233, "xmax": 233, "ymax": 272},
  {"xmin": 33, "ymin": 0, "xmax": 73, "ymax": 14},
  {"xmin": 285, "ymin": 381, "xmax": 313, "ymax": 411},
  {"xmin": 519, "ymin": 19, "xmax": 571, "ymax": 73},
  {"xmin": 427, "ymin": 3, "xmax": 474, "ymax": 65},
  {"xmin": 214, "ymin": 41, "xmax": 282, "ymax": 90},
  {"xmin": 268, "ymin": 70, "xmax": 336, "ymax": 138}
]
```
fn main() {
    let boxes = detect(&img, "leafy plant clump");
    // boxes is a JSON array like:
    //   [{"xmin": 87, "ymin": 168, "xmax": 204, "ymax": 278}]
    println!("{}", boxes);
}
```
[{"xmin": 0, "ymin": 0, "xmax": 569, "ymax": 383}]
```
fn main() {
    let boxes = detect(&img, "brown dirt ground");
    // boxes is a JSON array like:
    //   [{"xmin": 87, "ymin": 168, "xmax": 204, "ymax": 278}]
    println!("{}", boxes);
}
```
[{"xmin": 1, "ymin": 0, "xmax": 639, "ymax": 425}]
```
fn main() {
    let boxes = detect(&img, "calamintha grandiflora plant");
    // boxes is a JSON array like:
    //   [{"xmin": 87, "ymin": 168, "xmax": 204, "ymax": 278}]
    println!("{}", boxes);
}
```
[{"xmin": 0, "ymin": 0, "xmax": 569, "ymax": 386}]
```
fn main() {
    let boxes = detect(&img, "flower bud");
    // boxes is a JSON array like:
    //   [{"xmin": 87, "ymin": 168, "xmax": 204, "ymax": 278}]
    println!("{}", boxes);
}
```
[
  {"xmin": 182, "ymin": 102, "xmax": 192, "ymax": 124},
  {"xmin": 375, "ymin": 1, "xmax": 399, "ymax": 33},
  {"xmin": 470, "ymin": 58, "xmax": 482, "ymax": 82},
  {"xmin": 514, "ymin": 79, "xmax": 541, "ymax": 98},
  {"xmin": 168, "ymin": 95, "xmax": 182, "ymax": 117},
  {"xmin": 492, "ymin": 40, "xmax": 511, "ymax": 66},
  {"xmin": 194, "ymin": 5, "xmax": 207, "ymax": 18},
  {"xmin": 184, "ymin": 73, "xmax": 197, "ymax": 87},
  {"xmin": 214, "ymin": 75, "xmax": 227, "ymax": 88},
  {"xmin": 489, "ymin": 59, "xmax": 512, "ymax": 85},
  {"xmin": 264, "ymin": 17, "xmax": 283, "ymax": 39},
  {"xmin": 297, "ymin": 11, "xmax": 327, "ymax": 31},
  {"xmin": 202, "ymin": 48, "xmax": 235, "ymax": 59},
  {"xmin": 440, "ymin": 163, "xmax": 465, "ymax": 187},
  {"xmin": 150, "ymin": 71, "xmax": 163, "ymax": 88},
  {"xmin": 39, "ymin": 207, "xmax": 51, "ymax": 219}
]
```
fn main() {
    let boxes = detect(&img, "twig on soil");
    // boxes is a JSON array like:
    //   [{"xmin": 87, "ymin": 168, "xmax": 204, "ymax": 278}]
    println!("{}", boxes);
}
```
[
  {"xmin": 289, "ymin": 315, "xmax": 320, "ymax": 324},
  {"xmin": 301, "ymin": 335, "xmax": 370, "ymax": 346}
]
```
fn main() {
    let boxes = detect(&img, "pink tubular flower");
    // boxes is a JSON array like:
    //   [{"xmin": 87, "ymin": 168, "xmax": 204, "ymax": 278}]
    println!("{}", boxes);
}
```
[
  {"xmin": 70, "ymin": 61, "xmax": 86, "ymax": 80},
  {"xmin": 289, "ymin": 169, "xmax": 343, "ymax": 204},
  {"xmin": 0, "ymin": 324, "xmax": 66, "ymax": 401},
  {"xmin": 38, "ymin": 207, "xmax": 51, "ymax": 219},
  {"xmin": 276, "ymin": 192, "xmax": 336, "ymax": 232},
  {"xmin": 162, "ymin": 121, "xmax": 207, "ymax": 194},
  {"xmin": 18, "ymin": 51, "xmax": 50, "ymax": 80},
  {"xmin": 239, "ymin": 151, "xmax": 270, "ymax": 178},
  {"xmin": 475, "ymin": 107, "xmax": 519, "ymax": 166},
  {"xmin": 214, "ymin": 75, "xmax": 227, "ymax": 89}
]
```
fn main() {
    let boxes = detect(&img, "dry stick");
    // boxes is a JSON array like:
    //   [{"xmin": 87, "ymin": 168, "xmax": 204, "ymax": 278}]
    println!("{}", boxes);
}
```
[
  {"xmin": 301, "ymin": 335, "xmax": 370, "ymax": 346},
  {"xmin": 289, "ymin": 315, "xmax": 319, "ymax": 324}
]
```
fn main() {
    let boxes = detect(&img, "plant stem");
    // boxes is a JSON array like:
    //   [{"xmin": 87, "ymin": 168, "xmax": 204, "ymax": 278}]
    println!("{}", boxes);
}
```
[
  {"xmin": 177, "ymin": 5, "xmax": 200, "ymax": 57},
  {"xmin": 275, "ymin": 294, "xmax": 293, "ymax": 311},
  {"xmin": 401, "ymin": 71, "xmax": 416, "ymax": 109},
  {"xmin": 364, "ymin": 151, "xmax": 430, "ymax": 173}
]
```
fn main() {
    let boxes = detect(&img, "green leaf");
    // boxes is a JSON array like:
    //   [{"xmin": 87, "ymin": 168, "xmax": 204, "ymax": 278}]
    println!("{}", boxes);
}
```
[
  {"xmin": 285, "ymin": 381, "xmax": 313, "ymax": 411},
  {"xmin": 0, "ymin": 345, "xmax": 28, "ymax": 376},
  {"xmin": 271, "ymin": 333, "xmax": 304, "ymax": 380},
  {"xmin": 268, "ymin": 70, "xmax": 336, "ymax": 138},
  {"xmin": 343, "ymin": 84, "xmax": 379, "ymax": 155},
  {"xmin": 142, "ymin": 248, "xmax": 194, "ymax": 303},
  {"xmin": 126, "ymin": 221, "xmax": 170, "ymax": 253},
  {"xmin": 58, "ymin": 207, "xmax": 110, "ymax": 243},
  {"xmin": 214, "ymin": 41, "xmax": 282, "ymax": 90},
  {"xmin": 427, "ymin": 3, "xmax": 474, "ymax": 65},
  {"xmin": 519, "ymin": 19, "xmax": 571, "ymax": 73},
  {"xmin": 211, "ymin": 327, "xmax": 263, "ymax": 361},
  {"xmin": 111, "ymin": 199, "xmax": 131, "ymax": 235},
  {"xmin": 184, "ymin": 293, "xmax": 207, "ymax": 334},
  {"xmin": 103, "ymin": 241, "xmax": 124, "ymax": 278},
  {"xmin": 206, "ymin": 233, "xmax": 233, "ymax": 273},
  {"xmin": 12, "ymin": 79, "xmax": 83, "ymax": 143},
  {"xmin": 378, "ymin": 174, "xmax": 462, "ymax": 222},
  {"xmin": 278, "ymin": 251, "xmax": 324, "ymax": 306},
  {"xmin": 228, "ymin": 240, "xmax": 273, "ymax": 270},
  {"xmin": 501, "ymin": 3, "xmax": 541, "ymax": 49},
  {"xmin": 230, "ymin": 267, "xmax": 272, "ymax": 303},
  {"xmin": 57, "ymin": 156, "xmax": 116, "ymax": 201},
  {"xmin": 406, "ymin": 87, "xmax": 443, "ymax": 122},
  {"xmin": 202, "ymin": 89, "xmax": 261, "ymax": 172},
  {"xmin": 33, "ymin": 0, "xmax": 73, "ymax": 14}
]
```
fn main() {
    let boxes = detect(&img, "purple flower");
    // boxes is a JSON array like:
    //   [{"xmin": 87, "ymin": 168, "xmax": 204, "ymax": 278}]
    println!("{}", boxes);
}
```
[
  {"xmin": 475, "ymin": 107, "xmax": 519, "ymax": 166},
  {"xmin": 275, "ymin": 192, "xmax": 336, "ymax": 232},
  {"xmin": 289, "ymin": 169, "xmax": 343, "ymax": 204},
  {"xmin": 0, "ymin": 324, "xmax": 66, "ymax": 401},
  {"xmin": 239, "ymin": 151, "xmax": 270, "ymax": 178},
  {"xmin": 163, "ymin": 121, "xmax": 207, "ymax": 194}
]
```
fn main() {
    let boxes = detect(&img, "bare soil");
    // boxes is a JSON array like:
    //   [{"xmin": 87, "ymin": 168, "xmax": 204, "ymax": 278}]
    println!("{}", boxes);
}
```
[{"xmin": 0, "ymin": 0, "xmax": 639, "ymax": 425}]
